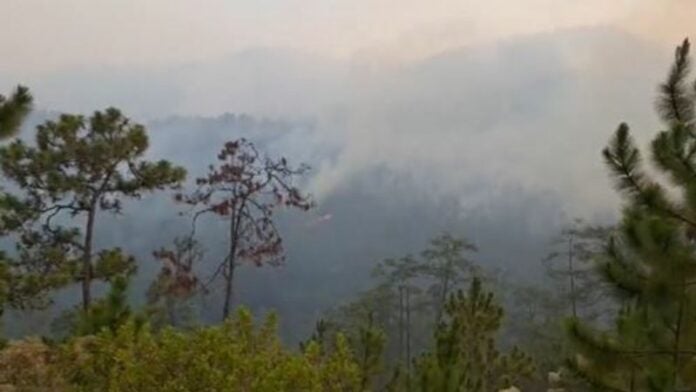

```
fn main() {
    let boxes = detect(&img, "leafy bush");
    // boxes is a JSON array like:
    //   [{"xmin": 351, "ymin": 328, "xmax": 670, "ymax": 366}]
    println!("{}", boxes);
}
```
[{"xmin": 0, "ymin": 308, "xmax": 363, "ymax": 392}]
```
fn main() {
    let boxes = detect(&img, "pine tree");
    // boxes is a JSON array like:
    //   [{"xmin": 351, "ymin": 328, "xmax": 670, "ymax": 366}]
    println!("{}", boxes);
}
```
[
  {"xmin": 329, "ymin": 283, "xmax": 397, "ymax": 357},
  {"xmin": 567, "ymin": 38, "xmax": 696, "ymax": 390},
  {"xmin": 331, "ymin": 234, "xmax": 483, "ymax": 382},
  {"xmin": 0, "ymin": 86, "xmax": 33, "ymax": 316},
  {"xmin": 414, "ymin": 277, "xmax": 535, "ymax": 391},
  {"xmin": 373, "ymin": 255, "xmax": 422, "ymax": 367},
  {"xmin": 506, "ymin": 284, "xmax": 566, "ymax": 374},
  {"xmin": 177, "ymin": 138, "xmax": 312, "ymax": 320},
  {"xmin": 355, "ymin": 311, "xmax": 386, "ymax": 391},
  {"xmin": 0, "ymin": 108, "xmax": 186, "ymax": 311},
  {"xmin": 542, "ymin": 219, "xmax": 611, "ymax": 320},
  {"xmin": 71, "ymin": 276, "xmax": 141, "ymax": 336},
  {"xmin": 420, "ymin": 233, "xmax": 479, "ymax": 325}
]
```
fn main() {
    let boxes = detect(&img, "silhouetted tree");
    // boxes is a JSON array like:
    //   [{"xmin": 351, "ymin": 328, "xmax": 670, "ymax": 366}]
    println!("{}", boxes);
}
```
[
  {"xmin": 506, "ymin": 284, "xmax": 565, "ymax": 368},
  {"xmin": 356, "ymin": 311, "xmax": 386, "ymax": 391},
  {"xmin": 543, "ymin": 219, "xmax": 611, "ymax": 320},
  {"xmin": 420, "ymin": 233, "xmax": 479, "ymax": 324},
  {"xmin": 332, "ymin": 233, "xmax": 483, "ymax": 379},
  {"xmin": 178, "ymin": 138, "xmax": 312, "ymax": 319},
  {"xmin": 373, "ymin": 255, "xmax": 422, "ymax": 368}
]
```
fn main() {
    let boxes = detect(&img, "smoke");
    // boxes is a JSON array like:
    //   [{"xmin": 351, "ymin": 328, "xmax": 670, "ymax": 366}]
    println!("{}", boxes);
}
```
[
  {"xmin": 8, "ymin": 24, "xmax": 675, "ymax": 216},
  {"xmin": 4, "ymin": 3, "xmax": 694, "ymax": 337},
  {"xmin": 305, "ymin": 27, "xmax": 668, "ymax": 219},
  {"xmin": 623, "ymin": 0, "xmax": 696, "ymax": 46}
]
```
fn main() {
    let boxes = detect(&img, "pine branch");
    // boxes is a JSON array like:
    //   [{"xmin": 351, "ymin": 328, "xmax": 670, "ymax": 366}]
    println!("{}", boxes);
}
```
[
  {"xmin": 0, "ymin": 86, "xmax": 32, "ymax": 140},
  {"xmin": 603, "ymin": 123, "xmax": 646, "ymax": 195},
  {"xmin": 657, "ymin": 38, "xmax": 694, "ymax": 127},
  {"xmin": 652, "ymin": 126, "xmax": 696, "ymax": 184},
  {"xmin": 604, "ymin": 123, "xmax": 696, "ymax": 227}
]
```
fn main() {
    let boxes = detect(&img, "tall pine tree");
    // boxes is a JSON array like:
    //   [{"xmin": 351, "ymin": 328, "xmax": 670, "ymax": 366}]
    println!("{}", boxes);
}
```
[
  {"xmin": 542, "ymin": 219, "xmax": 611, "ymax": 320},
  {"xmin": 414, "ymin": 278, "xmax": 535, "ymax": 391},
  {"xmin": 0, "ymin": 86, "xmax": 33, "ymax": 316},
  {"xmin": 177, "ymin": 138, "xmax": 311, "ymax": 320},
  {"xmin": 0, "ymin": 108, "xmax": 186, "ymax": 311},
  {"xmin": 420, "ymin": 233, "xmax": 479, "ymax": 324},
  {"xmin": 567, "ymin": 38, "xmax": 696, "ymax": 390}
]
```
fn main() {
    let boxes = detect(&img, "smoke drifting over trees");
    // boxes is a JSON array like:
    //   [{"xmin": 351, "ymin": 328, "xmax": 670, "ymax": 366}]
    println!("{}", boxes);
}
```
[{"xmin": 1, "ymin": 3, "xmax": 696, "ymax": 390}]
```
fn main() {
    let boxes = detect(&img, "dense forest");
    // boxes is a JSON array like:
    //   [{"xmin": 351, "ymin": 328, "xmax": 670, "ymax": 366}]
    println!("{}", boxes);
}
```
[{"xmin": 2, "ymin": 26, "xmax": 696, "ymax": 392}]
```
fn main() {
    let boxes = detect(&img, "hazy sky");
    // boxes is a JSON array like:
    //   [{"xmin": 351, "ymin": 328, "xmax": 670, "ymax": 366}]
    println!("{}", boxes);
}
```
[
  {"xmin": 2, "ymin": 0, "xmax": 696, "ymax": 218},
  {"xmin": 0, "ymin": 0, "xmax": 692, "ymax": 73}
]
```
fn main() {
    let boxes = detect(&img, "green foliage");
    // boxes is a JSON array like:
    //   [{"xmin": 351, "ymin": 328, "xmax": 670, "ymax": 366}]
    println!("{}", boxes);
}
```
[
  {"xmin": 413, "ymin": 278, "xmax": 535, "ymax": 391},
  {"xmin": 147, "ymin": 236, "xmax": 203, "ymax": 328},
  {"xmin": 70, "ymin": 276, "xmax": 142, "ymax": 337},
  {"xmin": 1, "ymin": 109, "xmax": 186, "ymax": 202},
  {"xmin": 567, "ymin": 38, "xmax": 696, "ymax": 390},
  {"xmin": 4, "ymin": 227, "xmax": 80, "ymax": 311},
  {"xmin": 305, "ymin": 334, "xmax": 363, "ymax": 392},
  {"xmin": 0, "ymin": 108, "xmax": 186, "ymax": 310},
  {"xmin": 0, "ymin": 85, "xmax": 33, "ymax": 318},
  {"xmin": 0, "ymin": 308, "xmax": 365, "ymax": 391},
  {"xmin": 330, "ymin": 233, "xmax": 484, "ymax": 383},
  {"xmin": 0, "ymin": 86, "xmax": 32, "ymax": 140},
  {"xmin": 355, "ymin": 312, "xmax": 386, "ymax": 390},
  {"xmin": 308, "ymin": 309, "xmax": 387, "ymax": 389}
]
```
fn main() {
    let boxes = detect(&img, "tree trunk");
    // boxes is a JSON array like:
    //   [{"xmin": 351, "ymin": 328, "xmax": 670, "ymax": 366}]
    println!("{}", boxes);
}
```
[
  {"xmin": 672, "ymin": 284, "xmax": 686, "ymax": 389},
  {"xmin": 405, "ymin": 289, "xmax": 411, "ymax": 369},
  {"xmin": 222, "ymin": 259, "xmax": 236, "ymax": 319},
  {"xmin": 81, "ymin": 205, "xmax": 96, "ymax": 311},
  {"xmin": 399, "ymin": 285, "xmax": 404, "ymax": 363},
  {"xmin": 437, "ymin": 268, "xmax": 451, "ymax": 325},
  {"xmin": 222, "ymin": 210, "xmax": 238, "ymax": 320},
  {"xmin": 359, "ymin": 312, "xmax": 374, "ymax": 391},
  {"xmin": 166, "ymin": 296, "xmax": 177, "ymax": 327},
  {"xmin": 567, "ymin": 235, "xmax": 577, "ymax": 319},
  {"xmin": 406, "ymin": 288, "xmax": 411, "ymax": 391}
]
